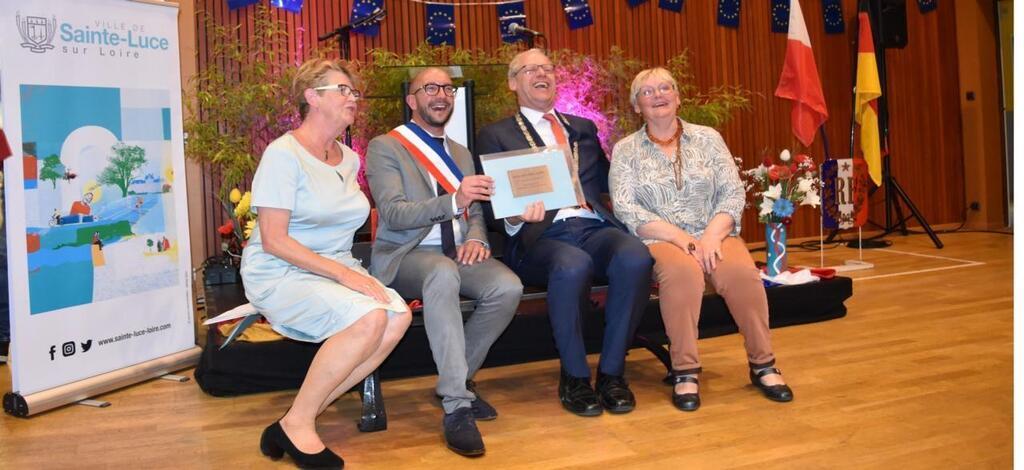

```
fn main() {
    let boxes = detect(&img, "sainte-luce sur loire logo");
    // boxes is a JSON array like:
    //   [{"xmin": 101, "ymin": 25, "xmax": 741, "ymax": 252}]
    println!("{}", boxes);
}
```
[
  {"xmin": 14, "ymin": 11, "xmax": 171, "ymax": 58},
  {"xmin": 16, "ymin": 12, "xmax": 57, "ymax": 53}
]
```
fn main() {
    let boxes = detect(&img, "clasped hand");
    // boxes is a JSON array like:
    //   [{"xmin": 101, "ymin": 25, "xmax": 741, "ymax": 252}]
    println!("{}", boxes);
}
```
[{"xmin": 676, "ymin": 233, "xmax": 723, "ymax": 273}]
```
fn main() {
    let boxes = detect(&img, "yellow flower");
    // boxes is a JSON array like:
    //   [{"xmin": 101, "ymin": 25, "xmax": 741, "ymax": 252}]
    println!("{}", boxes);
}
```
[
  {"xmin": 233, "ymin": 191, "xmax": 252, "ymax": 219},
  {"xmin": 229, "ymin": 188, "xmax": 242, "ymax": 204},
  {"xmin": 244, "ymin": 219, "xmax": 256, "ymax": 239}
]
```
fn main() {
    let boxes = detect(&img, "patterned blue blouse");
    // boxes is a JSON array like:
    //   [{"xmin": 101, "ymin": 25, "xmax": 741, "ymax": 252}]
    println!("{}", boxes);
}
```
[{"xmin": 609, "ymin": 121, "xmax": 746, "ymax": 242}]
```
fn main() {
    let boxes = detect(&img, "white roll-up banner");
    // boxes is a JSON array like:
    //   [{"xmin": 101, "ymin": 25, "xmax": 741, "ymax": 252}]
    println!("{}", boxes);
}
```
[{"xmin": 0, "ymin": 0, "xmax": 195, "ymax": 398}]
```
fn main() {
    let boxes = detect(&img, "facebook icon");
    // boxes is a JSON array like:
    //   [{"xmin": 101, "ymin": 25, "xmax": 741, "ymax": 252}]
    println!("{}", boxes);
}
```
[{"xmin": 49, "ymin": 345, "xmax": 56, "ymax": 361}]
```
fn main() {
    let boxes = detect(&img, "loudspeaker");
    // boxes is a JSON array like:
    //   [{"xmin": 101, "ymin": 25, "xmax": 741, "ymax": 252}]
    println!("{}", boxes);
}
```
[{"xmin": 871, "ymin": 0, "xmax": 908, "ymax": 49}]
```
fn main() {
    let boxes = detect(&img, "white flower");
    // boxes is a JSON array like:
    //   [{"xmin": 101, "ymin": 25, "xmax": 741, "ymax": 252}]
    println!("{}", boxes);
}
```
[
  {"xmin": 759, "ymin": 197, "xmax": 775, "ymax": 217},
  {"xmin": 797, "ymin": 178, "xmax": 814, "ymax": 193},
  {"xmin": 764, "ymin": 183, "xmax": 783, "ymax": 200},
  {"xmin": 779, "ymin": 149, "xmax": 791, "ymax": 162},
  {"xmin": 801, "ymin": 190, "xmax": 821, "ymax": 207}
]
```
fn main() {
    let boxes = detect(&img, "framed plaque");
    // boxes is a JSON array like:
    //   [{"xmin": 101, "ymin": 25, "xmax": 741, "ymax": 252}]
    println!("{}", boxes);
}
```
[{"xmin": 479, "ymin": 145, "xmax": 584, "ymax": 219}]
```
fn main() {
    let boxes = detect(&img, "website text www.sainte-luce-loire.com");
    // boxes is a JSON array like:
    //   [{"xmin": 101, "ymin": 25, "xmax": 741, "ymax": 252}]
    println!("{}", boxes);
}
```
[{"xmin": 97, "ymin": 323, "xmax": 172, "ymax": 346}]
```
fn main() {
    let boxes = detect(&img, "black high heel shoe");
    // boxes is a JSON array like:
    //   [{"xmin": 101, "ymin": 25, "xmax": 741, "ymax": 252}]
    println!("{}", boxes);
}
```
[
  {"xmin": 668, "ymin": 371, "xmax": 700, "ymax": 412},
  {"xmin": 749, "ymin": 367, "xmax": 794, "ymax": 403},
  {"xmin": 260, "ymin": 421, "xmax": 344, "ymax": 469}
]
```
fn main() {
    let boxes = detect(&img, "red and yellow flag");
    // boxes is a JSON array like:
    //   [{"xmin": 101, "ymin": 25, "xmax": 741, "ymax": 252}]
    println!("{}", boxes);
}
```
[{"xmin": 855, "ymin": 11, "xmax": 883, "ymax": 185}]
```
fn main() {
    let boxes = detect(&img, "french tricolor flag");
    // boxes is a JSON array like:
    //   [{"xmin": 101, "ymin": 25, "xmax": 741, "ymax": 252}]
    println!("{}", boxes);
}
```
[{"xmin": 774, "ymin": 0, "xmax": 829, "ymax": 148}]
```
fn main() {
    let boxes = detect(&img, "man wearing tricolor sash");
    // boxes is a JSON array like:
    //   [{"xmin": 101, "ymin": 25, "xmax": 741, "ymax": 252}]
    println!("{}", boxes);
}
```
[{"xmin": 365, "ymin": 67, "xmax": 522, "ymax": 457}]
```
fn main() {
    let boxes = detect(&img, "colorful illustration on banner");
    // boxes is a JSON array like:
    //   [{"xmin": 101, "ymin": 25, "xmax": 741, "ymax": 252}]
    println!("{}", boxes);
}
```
[{"xmin": 18, "ymin": 85, "xmax": 180, "ymax": 315}]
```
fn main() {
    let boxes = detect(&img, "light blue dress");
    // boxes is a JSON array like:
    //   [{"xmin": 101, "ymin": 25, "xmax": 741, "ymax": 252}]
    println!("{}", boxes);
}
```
[{"xmin": 241, "ymin": 133, "xmax": 407, "ymax": 343}]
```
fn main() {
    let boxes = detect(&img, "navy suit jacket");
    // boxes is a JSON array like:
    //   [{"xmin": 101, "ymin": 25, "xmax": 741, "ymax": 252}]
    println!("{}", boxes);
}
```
[{"xmin": 475, "ymin": 111, "xmax": 626, "ymax": 266}]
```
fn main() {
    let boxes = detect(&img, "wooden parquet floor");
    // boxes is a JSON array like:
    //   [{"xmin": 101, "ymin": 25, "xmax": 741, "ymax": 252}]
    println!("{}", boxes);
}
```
[{"xmin": 0, "ymin": 231, "xmax": 1013, "ymax": 469}]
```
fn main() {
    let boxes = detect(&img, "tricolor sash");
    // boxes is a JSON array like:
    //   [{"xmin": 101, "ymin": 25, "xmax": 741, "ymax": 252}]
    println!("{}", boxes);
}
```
[{"xmin": 388, "ymin": 122, "xmax": 463, "ymax": 195}]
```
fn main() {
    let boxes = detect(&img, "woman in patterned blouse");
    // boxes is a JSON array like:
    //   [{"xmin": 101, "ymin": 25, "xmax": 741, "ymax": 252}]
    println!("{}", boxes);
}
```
[{"xmin": 609, "ymin": 68, "xmax": 793, "ymax": 412}]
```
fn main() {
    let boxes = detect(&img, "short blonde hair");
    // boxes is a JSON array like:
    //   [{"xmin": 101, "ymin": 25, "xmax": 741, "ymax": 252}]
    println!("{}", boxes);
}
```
[
  {"xmin": 629, "ymin": 67, "xmax": 678, "ymax": 108},
  {"xmin": 508, "ymin": 48, "xmax": 549, "ymax": 79},
  {"xmin": 291, "ymin": 58, "xmax": 356, "ymax": 119}
]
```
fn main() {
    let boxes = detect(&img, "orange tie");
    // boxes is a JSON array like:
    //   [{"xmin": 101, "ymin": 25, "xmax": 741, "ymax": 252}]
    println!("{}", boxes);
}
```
[
  {"xmin": 543, "ymin": 113, "xmax": 590, "ymax": 210},
  {"xmin": 543, "ymin": 113, "xmax": 568, "ymax": 146}
]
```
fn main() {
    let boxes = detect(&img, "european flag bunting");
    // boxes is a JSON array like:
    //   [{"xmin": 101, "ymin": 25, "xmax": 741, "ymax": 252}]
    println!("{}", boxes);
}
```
[
  {"xmin": 562, "ymin": 0, "xmax": 594, "ymax": 30},
  {"xmin": 269, "ymin": 0, "xmax": 303, "ymax": 14},
  {"xmin": 498, "ymin": 1, "xmax": 527, "ymax": 43},
  {"xmin": 771, "ymin": 0, "xmax": 789, "ymax": 33},
  {"xmin": 717, "ymin": 0, "xmax": 741, "ymax": 28},
  {"xmin": 227, "ymin": 0, "xmax": 259, "ymax": 10},
  {"xmin": 628, "ymin": 0, "xmax": 648, "ymax": 6},
  {"xmin": 822, "ymin": 0, "xmax": 845, "ymax": 34},
  {"xmin": 917, "ymin": 0, "xmax": 936, "ymax": 14},
  {"xmin": 351, "ymin": 0, "xmax": 383, "ymax": 37},
  {"xmin": 659, "ymin": 0, "xmax": 683, "ymax": 13},
  {"xmin": 426, "ymin": 3, "xmax": 455, "ymax": 46}
]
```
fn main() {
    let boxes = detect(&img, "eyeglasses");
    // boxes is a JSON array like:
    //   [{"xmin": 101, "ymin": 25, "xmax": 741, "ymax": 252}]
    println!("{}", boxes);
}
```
[
  {"xmin": 410, "ymin": 83, "xmax": 457, "ymax": 97},
  {"xmin": 313, "ymin": 83, "xmax": 362, "ymax": 99},
  {"xmin": 512, "ymin": 64, "xmax": 556, "ymax": 77},
  {"xmin": 637, "ymin": 83, "xmax": 676, "ymax": 98}
]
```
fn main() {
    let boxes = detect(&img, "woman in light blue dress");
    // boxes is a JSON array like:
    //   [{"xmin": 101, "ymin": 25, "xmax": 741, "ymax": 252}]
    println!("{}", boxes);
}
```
[{"xmin": 242, "ymin": 59, "xmax": 410, "ymax": 469}]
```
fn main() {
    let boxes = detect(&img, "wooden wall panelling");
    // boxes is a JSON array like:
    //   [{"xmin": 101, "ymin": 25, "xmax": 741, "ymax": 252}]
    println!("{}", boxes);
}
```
[{"xmin": 190, "ymin": 0, "xmax": 965, "ymax": 249}]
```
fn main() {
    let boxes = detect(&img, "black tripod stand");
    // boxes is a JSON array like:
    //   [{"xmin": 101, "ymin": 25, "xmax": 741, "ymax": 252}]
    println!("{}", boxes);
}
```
[{"xmin": 831, "ymin": 0, "xmax": 942, "ymax": 249}]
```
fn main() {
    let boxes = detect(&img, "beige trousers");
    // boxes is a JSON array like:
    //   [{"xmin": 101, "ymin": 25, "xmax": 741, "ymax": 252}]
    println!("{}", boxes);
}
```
[{"xmin": 649, "ymin": 237, "xmax": 775, "ymax": 373}]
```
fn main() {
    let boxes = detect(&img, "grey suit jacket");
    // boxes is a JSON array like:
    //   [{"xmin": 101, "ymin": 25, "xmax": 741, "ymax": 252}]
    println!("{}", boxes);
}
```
[{"xmin": 365, "ymin": 133, "xmax": 488, "ymax": 285}]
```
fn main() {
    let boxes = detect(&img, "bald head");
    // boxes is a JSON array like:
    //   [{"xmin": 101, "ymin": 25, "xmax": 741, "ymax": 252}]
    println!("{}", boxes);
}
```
[
  {"xmin": 410, "ymin": 67, "xmax": 452, "ymax": 91},
  {"xmin": 406, "ymin": 67, "xmax": 455, "ymax": 134}
]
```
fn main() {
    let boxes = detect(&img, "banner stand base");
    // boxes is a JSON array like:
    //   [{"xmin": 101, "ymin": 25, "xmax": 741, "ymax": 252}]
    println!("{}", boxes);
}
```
[
  {"xmin": 827, "ymin": 260, "xmax": 876, "ymax": 273},
  {"xmin": 158, "ymin": 374, "xmax": 190, "ymax": 383},
  {"xmin": 3, "ymin": 346, "xmax": 201, "ymax": 418}
]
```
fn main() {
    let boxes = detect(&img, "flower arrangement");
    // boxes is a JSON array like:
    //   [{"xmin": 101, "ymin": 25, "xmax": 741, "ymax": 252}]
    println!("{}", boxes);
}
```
[
  {"xmin": 742, "ymin": 150, "xmax": 821, "ymax": 224},
  {"xmin": 216, "ymin": 188, "xmax": 257, "ymax": 260}
]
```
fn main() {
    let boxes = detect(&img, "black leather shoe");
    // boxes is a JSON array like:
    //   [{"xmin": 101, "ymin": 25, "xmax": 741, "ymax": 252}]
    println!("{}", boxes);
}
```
[
  {"xmin": 260, "ymin": 421, "xmax": 344, "ymax": 469},
  {"xmin": 749, "ymin": 367, "xmax": 794, "ymax": 402},
  {"xmin": 443, "ymin": 407, "xmax": 485, "ymax": 456},
  {"xmin": 466, "ymin": 380, "xmax": 497, "ymax": 421},
  {"xmin": 668, "ymin": 372, "xmax": 700, "ymax": 412},
  {"xmin": 559, "ymin": 369, "xmax": 602, "ymax": 417},
  {"xmin": 595, "ymin": 372, "xmax": 636, "ymax": 414}
]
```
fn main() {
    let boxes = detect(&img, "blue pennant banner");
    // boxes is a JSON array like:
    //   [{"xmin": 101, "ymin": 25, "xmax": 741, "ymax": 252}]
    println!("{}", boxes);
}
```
[
  {"xmin": 658, "ymin": 0, "xmax": 683, "ymax": 13},
  {"xmin": 497, "ymin": 1, "xmax": 527, "ymax": 43},
  {"xmin": 561, "ymin": 0, "xmax": 594, "ymax": 30},
  {"xmin": 628, "ymin": 0, "xmax": 648, "ymax": 6},
  {"xmin": 771, "ymin": 0, "xmax": 789, "ymax": 33},
  {"xmin": 822, "ymin": 0, "xmax": 845, "ymax": 34},
  {"xmin": 269, "ymin": 0, "xmax": 303, "ymax": 14},
  {"xmin": 717, "ymin": 0, "xmax": 741, "ymax": 28},
  {"xmin": 351, "ymin": 0, "xmax": 383, "ymax": 37},
  {"xmin": 917, "ymin": 0, "xmax": 937, "ymax": 13},
  {"xmin": 227, "ymin": 0, "xmax": 259, "ymax": 10},
  {"xmin": 426, "ymin": 3, "xmax": 455, "ymax": 46}
]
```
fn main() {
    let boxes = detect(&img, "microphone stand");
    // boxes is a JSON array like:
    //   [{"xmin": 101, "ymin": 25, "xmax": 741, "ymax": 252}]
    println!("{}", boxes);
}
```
[{"xmin": 318, "ymin": 10, "xmax": 385, "ymax": 146}]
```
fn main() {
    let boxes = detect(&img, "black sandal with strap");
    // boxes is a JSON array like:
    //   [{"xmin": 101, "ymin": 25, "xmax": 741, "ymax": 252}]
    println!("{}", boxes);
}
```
[
  {"xmin": 749, "ymin": 367, "xmax": 794, "ymax": 403},
  {"xmin": 669, "ymin": 371, "xmax": 701, "ymax": 412}
]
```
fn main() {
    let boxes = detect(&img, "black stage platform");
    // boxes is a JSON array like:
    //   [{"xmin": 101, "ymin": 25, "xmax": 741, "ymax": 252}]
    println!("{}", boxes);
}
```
[{"xmin": 195, "ymin": 275, "xmax": 852, "ymax": 394}]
